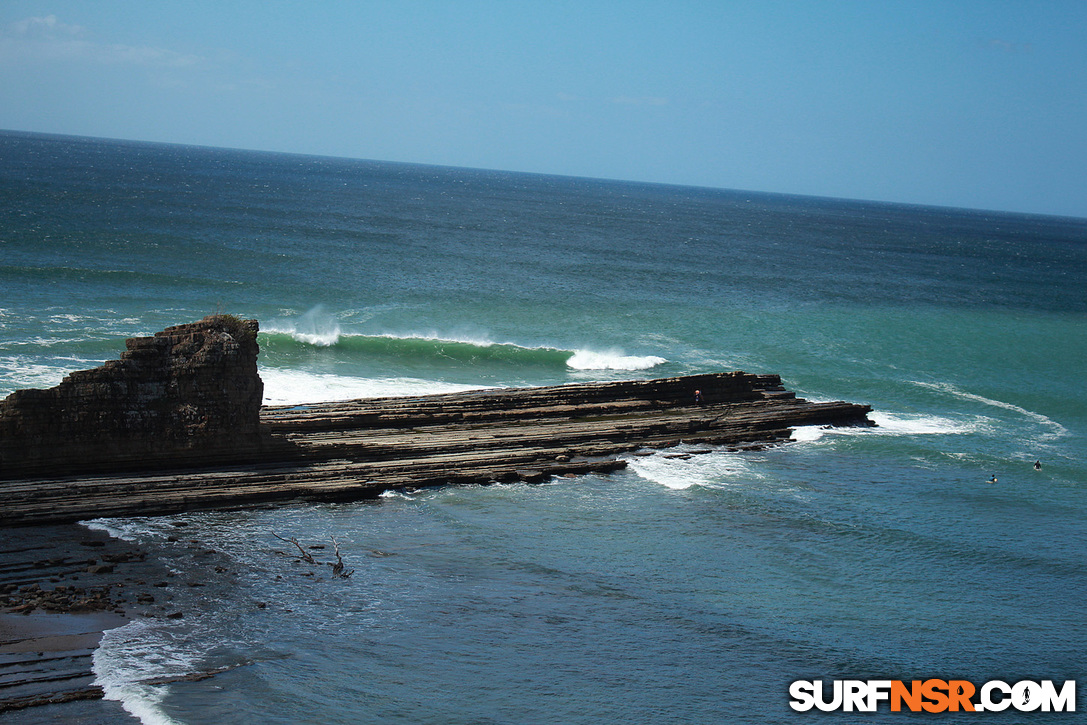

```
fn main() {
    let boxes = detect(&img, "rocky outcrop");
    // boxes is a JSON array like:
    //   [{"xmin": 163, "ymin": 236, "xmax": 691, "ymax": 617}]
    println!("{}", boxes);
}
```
[
  {"xmin": 0, "ymin": 315, "xmax": 263, "ymax": 478},
  {"xmin": 0, "ymin": 317, "xmax": 873, "ymax": 525},
  {"xmin": 0, "ymin": 362, "xmax": 871, "ymax": 526}
]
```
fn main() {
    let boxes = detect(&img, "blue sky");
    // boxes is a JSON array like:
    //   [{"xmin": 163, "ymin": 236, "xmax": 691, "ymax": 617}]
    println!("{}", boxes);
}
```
[{"xmin": 1, "ymin": 1, "xmax": 1085, "ymax": 218}]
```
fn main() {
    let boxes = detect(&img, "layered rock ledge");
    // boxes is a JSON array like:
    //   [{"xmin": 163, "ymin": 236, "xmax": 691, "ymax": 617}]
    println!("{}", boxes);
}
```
[{"xmin": 0, "ymin": 320, "xmax": 873, "ymax": 527}]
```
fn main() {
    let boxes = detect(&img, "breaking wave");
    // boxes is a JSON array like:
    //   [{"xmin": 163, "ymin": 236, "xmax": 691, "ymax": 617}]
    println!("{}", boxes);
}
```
[{"xmin": 259, "ymin": 330, "xmax": 666, "ymax": 372}]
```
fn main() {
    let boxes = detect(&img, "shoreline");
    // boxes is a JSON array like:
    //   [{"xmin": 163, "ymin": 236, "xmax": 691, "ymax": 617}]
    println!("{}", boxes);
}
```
[
  {"xmin": 0, "ymin": 524, "xmax": 173, "ymax": 718},
  {"xmin": 0, "ymin": 371, "xmax": 873, "ymax": 715}
]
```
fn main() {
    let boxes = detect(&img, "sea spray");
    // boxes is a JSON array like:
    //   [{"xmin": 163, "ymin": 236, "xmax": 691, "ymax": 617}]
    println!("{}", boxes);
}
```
[{"xmin": 264, "ymin": 305, "xmax": 342, "ymax": 346}]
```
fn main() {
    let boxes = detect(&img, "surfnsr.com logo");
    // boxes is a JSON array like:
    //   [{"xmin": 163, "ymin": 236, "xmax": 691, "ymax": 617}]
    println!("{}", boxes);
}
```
[{"xmin": 789, "ymin": 679, "xmax": 1076, "ymax": 713}]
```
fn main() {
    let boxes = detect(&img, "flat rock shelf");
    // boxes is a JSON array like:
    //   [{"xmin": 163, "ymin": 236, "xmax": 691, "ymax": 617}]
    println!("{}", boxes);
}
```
[{"xmin": 0, "ymin": 371, "xmax": 872, "ymax": 528}]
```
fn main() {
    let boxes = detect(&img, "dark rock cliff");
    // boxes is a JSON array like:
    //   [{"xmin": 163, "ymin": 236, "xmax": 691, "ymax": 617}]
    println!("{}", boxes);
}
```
[{"xmin": 0, "ymin": 315, "xmax": 263, "ymax": 478}]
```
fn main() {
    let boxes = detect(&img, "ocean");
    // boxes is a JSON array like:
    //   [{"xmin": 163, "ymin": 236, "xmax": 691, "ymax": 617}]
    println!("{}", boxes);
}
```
[{"xmin": 1, "ymin": 129, "xmax": 1085, "ymax": 723}]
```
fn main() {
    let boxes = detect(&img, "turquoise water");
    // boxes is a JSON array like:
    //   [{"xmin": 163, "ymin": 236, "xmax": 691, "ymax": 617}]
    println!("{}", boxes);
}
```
[{"xmin": 2, "ymin": 130, "xmax": 1086, "ymax": 723}]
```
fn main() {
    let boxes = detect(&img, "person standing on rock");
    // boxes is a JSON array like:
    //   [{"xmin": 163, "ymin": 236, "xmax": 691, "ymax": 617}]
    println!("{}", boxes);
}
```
[{"xmin": 694, "ymin": 389, "xmax": 703, "ymax": 405}]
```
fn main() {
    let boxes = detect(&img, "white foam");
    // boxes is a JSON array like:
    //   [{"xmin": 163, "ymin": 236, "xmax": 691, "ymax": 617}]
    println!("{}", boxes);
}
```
[
  {"xmin": 82, "ymin": 518, "xmax": 166, "ymax": 543},
  {"xmin": 25, "ymin": 335, "xmax": 97, "ymax": 347},
  {"xmin": 264, "ymin": 305, "xmax": 342, "ymax": 346},
  {"xmin": 788, "ymin": 413, "xmax": 978, "ymax": 443},
  {"xmin": 623, "ymin": 448, "xmax": 754, "ymax": 490},
  {"xmin": 267, "ymin": 321, "xmax": 506, "ymax": 350},
  {"xmin": 291, "ymin": 330, "xmax": 341, "ymax": 346},
  {"xmin": 377, "ymin": 330, "xmax": 500, "ymax": 347},
  {"xmin": 379, "ymin": 488, "xmax": 419, "ymax": 500},
  {"xmin": 566, "ymin": 349, "xmax": 667, "ymax": 371},
  {"xmin": 93, "ymin": 619, "xmax": 196, "ymax": 725},
  {"xmin": 790, "ymin": 425, "xmax": 828, "ymax": 442},
  {"xmin": 260, "ymin": 367, "xmax": 484, "ymax": 405},
  {"xmin": 47, "ymin": 313, "xmax": 97, "ymax": 325},
  {"xmin": 911, "ymin": 380, "xmax": 1068, "ymax": 441},
  {"xmin": 0, "ymin": 357, "xmax": 75, "ymax": 392},
  {"xmin": 84, "ymin": 518, "xmax": 181, "ymax": 725},
  {"xmin": 868, "ymin": 411, "xmax": 978, "ymax": 435}
]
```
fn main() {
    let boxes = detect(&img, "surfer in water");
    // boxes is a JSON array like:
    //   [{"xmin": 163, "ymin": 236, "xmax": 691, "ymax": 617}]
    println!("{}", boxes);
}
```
[
  {"xmin": 988, "ymin": 474, "xmax": 998, "ymax": 484},
  {"xmin": 1034, "ymin": 460, "xmax": 1042, "ymax": 470}
]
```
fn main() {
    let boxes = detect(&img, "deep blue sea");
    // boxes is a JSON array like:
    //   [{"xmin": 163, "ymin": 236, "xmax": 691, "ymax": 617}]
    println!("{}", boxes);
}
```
[{"xmin": 1, "ymin": 130, "xmax": 1086, "ymax": 723}]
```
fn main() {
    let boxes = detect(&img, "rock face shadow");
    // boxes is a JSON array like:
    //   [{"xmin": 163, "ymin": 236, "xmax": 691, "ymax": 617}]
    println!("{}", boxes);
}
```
[{"xmin": 0, "ymin": 315, "xmax": 265, "ymax": 478}]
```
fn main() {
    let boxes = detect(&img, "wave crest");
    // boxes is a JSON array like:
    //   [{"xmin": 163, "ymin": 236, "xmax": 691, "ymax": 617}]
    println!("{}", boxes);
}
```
[
  {"xmin": 567, "ymin": 349, "xmax": 668, "ymax": 371},
  {"xmin": 910, "ymin": 380, "xmax": 1068, "ymax": 441},
  {"xmin": 259, "ymin": 329, "xmax": 667, "ymax": 372},
  {"xmin": 263, "ymin": 307, "xmax": 341, "ymax": 346}
]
